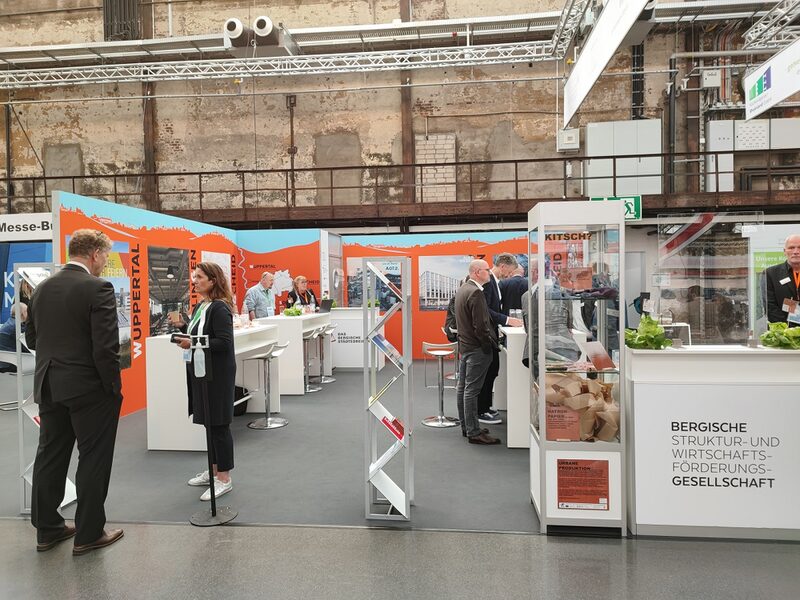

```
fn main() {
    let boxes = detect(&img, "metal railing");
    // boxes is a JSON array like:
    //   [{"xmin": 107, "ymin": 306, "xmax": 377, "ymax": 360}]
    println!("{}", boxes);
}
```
[{"xmin": 0, "ymin": 149, "xmax": 797, "ymax": 218}]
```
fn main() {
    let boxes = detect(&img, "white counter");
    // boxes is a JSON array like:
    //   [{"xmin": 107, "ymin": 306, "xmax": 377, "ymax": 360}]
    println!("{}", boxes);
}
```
[
  {"xmin": 255, "ymin": 313, "xmax": 331, "ymax": 395},
  {"xmin": 329, "ymin": 307, "xmax": 384, "ymax": 370},
  {"xmin": 146, "ymin": 323, "xmax": 280, "ymax": 451},
  {"xmin": 496, "ymin": 326, "xmax": 529, "ymax": 448},
  {"xmin": 626, "ymin": 344, "xmax": 800, "ymax": 540}
]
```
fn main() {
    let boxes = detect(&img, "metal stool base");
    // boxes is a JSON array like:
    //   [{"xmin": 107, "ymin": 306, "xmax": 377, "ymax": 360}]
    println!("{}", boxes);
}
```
[
  {"xmin": 305, "ymin": 384, "xmax": 322, "ymax": 393},
  {"xmin": 313, "ymin": 375, "xmax": 336, "ymax": 384},
  {"xmin": 422, "ymin": 415, "xmax": 460, "ymax": 428},
  {"xmin": 248, "ymin": 416, "xmax": 289, "ymax": 430}
]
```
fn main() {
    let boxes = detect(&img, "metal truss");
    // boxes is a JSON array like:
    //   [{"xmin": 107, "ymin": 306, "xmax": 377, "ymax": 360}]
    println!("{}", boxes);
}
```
[
  {"xmin": 744, "ymin": 0, "xmax": 800, "ymax": 48},
  {"xmin": 0, "ymin": 41, "xmax": 552, "ymax": 90},
  {"xmin": 550, "ymin": 0, "xmax": 594, "ymax": 57}
]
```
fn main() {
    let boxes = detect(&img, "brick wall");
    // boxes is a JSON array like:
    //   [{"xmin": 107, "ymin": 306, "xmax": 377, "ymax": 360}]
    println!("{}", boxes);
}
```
[{"xmin": 415, "ymin": 133, "xmax": 456, "ymax": 203}]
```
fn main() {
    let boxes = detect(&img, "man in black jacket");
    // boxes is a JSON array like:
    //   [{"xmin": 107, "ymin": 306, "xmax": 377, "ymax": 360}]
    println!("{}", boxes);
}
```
[
  {"xmin": 454, "ymin": 260, "xmax": 500, "ymax": 444},
  {"xmin": 478, "ymin": 253, "xmax": 523, "ymax": 424},
  {"xmin": 764, "ymin": 234, "xmax": 800, "ymax": 327},
  {"xmin": 26, "ymin": 229, "xmax": 124, "ymax": 555},
  {"xmin": 500, "ymin": 265, "xmax": 528, "ymax": 312}
]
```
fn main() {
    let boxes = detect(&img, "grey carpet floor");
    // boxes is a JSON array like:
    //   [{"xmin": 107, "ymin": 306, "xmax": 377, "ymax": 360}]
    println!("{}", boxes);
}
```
[{"xmin": 0, "ymin": 364, "xmax": 538, "ymax": 532}]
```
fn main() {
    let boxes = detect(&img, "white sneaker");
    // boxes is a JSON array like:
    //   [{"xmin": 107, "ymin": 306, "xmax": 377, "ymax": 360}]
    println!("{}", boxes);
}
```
[
  {"xmin": 187, "ymin": 471, "xmax": 210, "ymax": 486},
  {"xmin": 200, "ymin": 478, "xmax": 233, "ymax": 501}
]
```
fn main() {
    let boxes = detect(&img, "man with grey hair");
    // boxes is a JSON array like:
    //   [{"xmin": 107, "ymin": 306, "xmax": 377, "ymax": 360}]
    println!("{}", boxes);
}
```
[
  {"xmin": 764, "ymin": 234, "xmax": 800, "ymax": 326},
  {"xmin": 26, "ymin": 229, "xmax": 124, "ymax": 555},
  {"xmin": 478, "ymin": 252, "xmax": 523, "ymax": 424},
  {"xmin": 454, "ymin": 259, "xmax": 501, "ymax": 444},
  {"xmin": 244, "ymin": 271, "xmax": 276, "ymax": 319}
]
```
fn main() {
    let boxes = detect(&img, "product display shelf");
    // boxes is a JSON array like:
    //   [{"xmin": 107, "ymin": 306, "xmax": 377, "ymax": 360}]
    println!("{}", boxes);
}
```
[
  {"xmin": 528, "ymin": 200, "xmax": 627, "ymax": 534},
  {"xmin": 363, "ymin": 257, "xmax": 413, "ymax": 521}
]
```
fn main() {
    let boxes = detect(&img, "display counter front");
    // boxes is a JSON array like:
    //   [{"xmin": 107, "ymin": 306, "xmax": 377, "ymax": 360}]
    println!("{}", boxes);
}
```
[
  {"xmin": 256, "ymin": 313, "xmax": 331, "ymax": 395},
  {"xmin": 146, "ymin": 323, "xmax": 280, "ymax": 451},
  {"xmin": 496, "ymin": 326, "xmax": 529, "ymax": 448},
  {"xmin": 626, "ymin": 345, "xmax": 800, "ymax": 540},
  {"xmin": 329, "ymin": 307, "xmax": 384, "ymax": 370}
]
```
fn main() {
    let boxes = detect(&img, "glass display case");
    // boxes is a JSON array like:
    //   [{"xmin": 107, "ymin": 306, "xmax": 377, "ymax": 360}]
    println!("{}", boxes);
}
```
[{"xmin": 528, "ymin": 200, "xmax": 626, "ymax": 534}]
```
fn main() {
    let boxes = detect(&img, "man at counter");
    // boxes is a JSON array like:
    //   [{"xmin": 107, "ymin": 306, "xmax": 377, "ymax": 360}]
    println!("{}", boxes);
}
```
[
  {"xmin": 479, "ymin": 253, "xmax": 523, "ymax": 425},
  {"xmin": 244, "ymin": 271, "xmax": 275, "ymax": 319},
  {"xmin": 499, "ymin": 265, "xmax": 527, "ymax": 312},
  {"xmin": 764, "ymin": 234, "xmax": 800, "ymax": 327}
]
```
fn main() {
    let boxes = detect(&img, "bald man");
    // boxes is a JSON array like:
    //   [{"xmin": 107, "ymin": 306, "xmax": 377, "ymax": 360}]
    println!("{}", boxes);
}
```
[
  {"xmin": 764, "ymin": 234, "xmax": 800, "ymax": 327},
  {"xmin": 454, "ymin": 260, "xmax": 501, "ymax": 445}
]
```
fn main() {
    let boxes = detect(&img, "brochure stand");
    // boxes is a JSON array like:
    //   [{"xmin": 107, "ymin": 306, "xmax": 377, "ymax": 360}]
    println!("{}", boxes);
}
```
[
  {"xmin": 363, "ymin": 257, "xmax": 414, "ymax": 520},
  {"xmin": 14, "ymin": 264, "xmax": 78, "ymax": 515},
  {"xmin": 189, "ymin": 333, "xmax": 238, "ymax": 527}
]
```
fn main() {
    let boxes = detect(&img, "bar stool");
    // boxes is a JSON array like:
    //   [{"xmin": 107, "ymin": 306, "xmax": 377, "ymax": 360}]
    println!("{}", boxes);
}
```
[
  {"xmin": 313, "ymin": 323, "xmax": 337, "ymax": 384},
  {"xmin": 440, "ymin": 326, "xmax": 459, "ymax": 384},
  {"xmin": 246, "ymin": 341, "xmax": 290, "ymax": 430},
  {"xmin": 421, "ymin": 341, "xmax": 460, "ymax": 428},
  {"xmin": 302, "ymin": 326, "xmax": 324, "ymax": 393}
]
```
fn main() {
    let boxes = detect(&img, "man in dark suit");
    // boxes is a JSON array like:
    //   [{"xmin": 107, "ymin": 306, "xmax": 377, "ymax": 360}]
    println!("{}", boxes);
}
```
[
  {"xmin": 26, "ymin": 229, "xmax": 124, "ymax": 555},
  {"xmin": 499, "ymin": 265, "xmax": 528, "ymax": 313},
  {"xmin": 764, "ymin": 234, "xmax": 800, "ymax": 327},
  {"xmin": 478, "ymin": 253, "xmax": 523, "ymax": 424}
]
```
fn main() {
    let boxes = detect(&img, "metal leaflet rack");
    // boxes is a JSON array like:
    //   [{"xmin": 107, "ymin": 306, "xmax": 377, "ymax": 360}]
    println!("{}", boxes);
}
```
[
  {"xmin": 363, "ymin": 257, "xmax": 413, "ymax": 520},
  {"xmin": 14, "ymin": 263, "xmax": 77, "ymax": 514}
]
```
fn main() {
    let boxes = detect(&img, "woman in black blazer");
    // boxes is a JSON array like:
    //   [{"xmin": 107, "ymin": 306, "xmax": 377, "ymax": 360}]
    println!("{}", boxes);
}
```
[
  {"xmin": 286, "ymin": 275, "xmax": 317, "ymax": 309},
  {"xmin": 172, "ymin": 262, "xmax": 237, "ymax": 501}
]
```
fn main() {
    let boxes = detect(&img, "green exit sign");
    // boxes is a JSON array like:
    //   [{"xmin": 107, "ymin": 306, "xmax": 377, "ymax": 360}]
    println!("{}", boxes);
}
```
[{"xmin": 590, "ymin": 195, "xmax": 642, "ymax": 221}]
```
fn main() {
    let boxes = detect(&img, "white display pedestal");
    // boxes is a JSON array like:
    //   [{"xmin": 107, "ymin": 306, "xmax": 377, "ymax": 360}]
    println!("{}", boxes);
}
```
[
  {"xmin": 496, "ymin": 326, "xmax": 529, "ymax": 448},
  {"xmin": 330, "ymin": 307, "xmax": 385, "ymax": 370},
  {"xmin": 255, "ymin": 313, "xmax": 331, "ymax": 395},
  {"xmin": 146, "ymin": 323, "xmax": 280, "ymax": 451},
  {"xmin": 626, "ymin": 345, "xmax": 800, "ymax": 540}
]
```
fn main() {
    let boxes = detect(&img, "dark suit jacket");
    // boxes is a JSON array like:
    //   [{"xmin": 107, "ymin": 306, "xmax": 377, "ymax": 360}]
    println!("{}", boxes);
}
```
[
  {"xmin": 26, "ymin": 264, "xmax": 121, "ymax": 404},
  {"xmin": 499, "ymin": 275, "xmax": 528, "ymax": 312},
  {"xmin": 455, "ymin": 280, "xmax": 498, "ymax": 354},
  {"xmin": 482, "ymin": 272, "xmax": 508, "ymax": 330},
  {"xmin": 764, "ymin": 261, "xmax": 799, "ymax": 326}
]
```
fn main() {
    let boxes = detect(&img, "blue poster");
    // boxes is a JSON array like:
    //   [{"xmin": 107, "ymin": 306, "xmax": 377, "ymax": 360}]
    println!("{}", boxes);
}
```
[{"xmin": 0, "ymin": 242, "xmax": 53, "ymax": 322}]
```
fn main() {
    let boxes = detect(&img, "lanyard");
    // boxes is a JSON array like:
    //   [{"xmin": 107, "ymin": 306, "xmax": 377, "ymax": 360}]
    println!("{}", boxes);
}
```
[
  {"xmin": 794, "ymin": 271, "xmax": 800, "ymax": 297},
  {"xmin": 189, "ymin": 301, "xmax": 210, "ymax": 332}
]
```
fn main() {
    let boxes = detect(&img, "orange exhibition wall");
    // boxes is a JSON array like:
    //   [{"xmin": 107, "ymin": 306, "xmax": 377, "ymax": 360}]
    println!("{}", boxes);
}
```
[
  {"xmin": 342, "ymin": 232, "xmax": 528, "ymax": 360},
  {"xmin": 56, "ymin": 192, "xmax": 241, "ymax": 416}
]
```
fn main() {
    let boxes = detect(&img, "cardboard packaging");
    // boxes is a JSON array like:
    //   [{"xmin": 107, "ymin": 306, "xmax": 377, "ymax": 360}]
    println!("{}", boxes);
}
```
[{"xmin": 544, "ymin": 372, "xmax": 620, "ymax": 442}]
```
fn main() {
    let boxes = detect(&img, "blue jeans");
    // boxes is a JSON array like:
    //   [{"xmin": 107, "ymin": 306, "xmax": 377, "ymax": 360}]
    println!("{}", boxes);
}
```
[{"xmin": 456, "ymin": 349, "xmax": 493, "ymax": 437}]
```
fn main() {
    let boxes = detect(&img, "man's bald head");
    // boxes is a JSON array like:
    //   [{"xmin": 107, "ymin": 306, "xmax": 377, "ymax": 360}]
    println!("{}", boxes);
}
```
[{"xmin": 469, "ymin": 259, "xmax": 491, "ymax": 284}]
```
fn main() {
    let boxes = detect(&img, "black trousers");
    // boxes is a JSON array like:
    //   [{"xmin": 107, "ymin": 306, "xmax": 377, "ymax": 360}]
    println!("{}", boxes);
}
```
[
  {"xmin": 209, "ymin": 424, "xmax": 234, "ymax": 472},
  {"xmin": 477, "ymin": 349, "xmax": 500, "ymax": 414},
  {"xmin": 31, "ymin": 389, "xmax": 121, "ymax": 546}
]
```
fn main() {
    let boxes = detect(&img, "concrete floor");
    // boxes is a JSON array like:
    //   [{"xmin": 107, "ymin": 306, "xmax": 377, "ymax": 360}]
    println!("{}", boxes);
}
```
[{"xmin": 2, "ymin": 518, "xmax": 799, "ymax": 600}]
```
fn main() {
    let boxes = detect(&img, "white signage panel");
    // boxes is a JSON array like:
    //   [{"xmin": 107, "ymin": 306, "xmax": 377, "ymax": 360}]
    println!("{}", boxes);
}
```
[
  {"xmin": 745, "ymin": 38, "xmax": 800, "ymax": 120},
  {"xmin": 634, "ymin": 382, "xmax": 800, "ymax": 529},
  {"xmin": 563, "ymin": 0, "xmax": 649, "ymax": 125},
  {"xmin": 0, "ymin": 212, "xmax": 53, "ymax": 241}
]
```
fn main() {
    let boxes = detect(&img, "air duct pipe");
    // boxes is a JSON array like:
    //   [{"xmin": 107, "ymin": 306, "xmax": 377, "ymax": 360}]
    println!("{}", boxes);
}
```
[
  {"xmin": 224, "ymin": 17, "xmax": 254, "ymax": 48},
  {"xmin": 253, "ymin": 16, "xmax": 280, "ymax": 46}
]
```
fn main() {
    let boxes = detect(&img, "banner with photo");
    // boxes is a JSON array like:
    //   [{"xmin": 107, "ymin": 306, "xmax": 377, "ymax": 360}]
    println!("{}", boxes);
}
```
[{"xmin": 343, "ymin": 232, "xmax": 527, "ymax": 358}]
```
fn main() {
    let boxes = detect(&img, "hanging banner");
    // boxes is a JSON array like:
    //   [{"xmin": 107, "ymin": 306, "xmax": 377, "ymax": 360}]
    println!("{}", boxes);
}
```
[{"xmin": 745, "ymin": 38, "xmax": 800, "ymax": 120}]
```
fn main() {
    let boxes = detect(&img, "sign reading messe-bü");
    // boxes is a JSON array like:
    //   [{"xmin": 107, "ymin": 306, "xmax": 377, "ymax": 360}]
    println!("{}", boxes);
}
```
[{"xmin": 745, "ymin": 38, "xmax": 800, "ymax": 120}]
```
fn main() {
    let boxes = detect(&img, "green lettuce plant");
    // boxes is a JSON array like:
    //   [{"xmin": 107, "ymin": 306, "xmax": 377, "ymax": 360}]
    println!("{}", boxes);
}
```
[
  {"xmin": 760, "ymin": 322, "xmax": 800, "ymax": 349},
  {"xmin": 283, "ymin": 306, "xmax": 303, "ymax": 316},
  {"xmin": 625, "ymin": 315, "xmax": 673, "ymax": 350}
]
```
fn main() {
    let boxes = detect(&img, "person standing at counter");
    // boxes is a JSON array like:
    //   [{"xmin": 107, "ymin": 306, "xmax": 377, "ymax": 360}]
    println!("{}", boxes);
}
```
[
  {"xmin": 499, "ymin": 265, "xmax": 527, "ymax": 313},
  {"xmin": 287, "ymin": 275, "xmax": 317, "ymax": 309},
  {"xmin": 244, "ymin": 271, "xmax": 275, "ymax": 319},
  {"xmin": 764, "ymin": 234, "xmax": 800, "ymax": 327},
  {"xmin": 478, "ymin": 253, "xmax": 523, "ymax": 425},
  {"xmin": 455, "ymin": 260, "xmax": 501, "ymax": 445},
  {"xmin": 172, "ymin": 262, "xmax": 237, "ymax": 501}
]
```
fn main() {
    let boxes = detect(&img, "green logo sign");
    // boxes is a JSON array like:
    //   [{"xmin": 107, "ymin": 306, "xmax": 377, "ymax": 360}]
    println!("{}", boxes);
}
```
[{"xmin": 590, "ymin": 195, "xmax": 642, "ymax": 221}]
